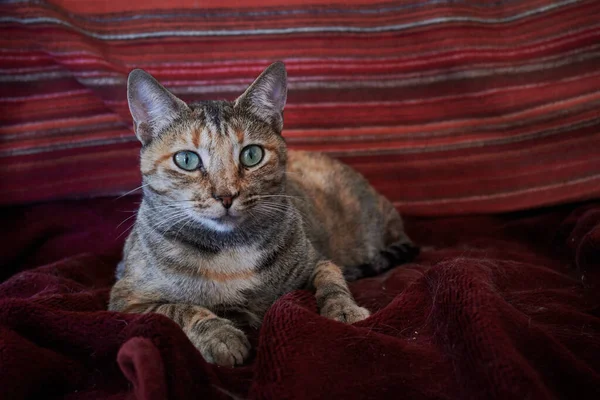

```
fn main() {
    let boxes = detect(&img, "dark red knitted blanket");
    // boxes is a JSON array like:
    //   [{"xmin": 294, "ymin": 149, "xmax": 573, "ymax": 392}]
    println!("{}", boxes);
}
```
[{"xmin": 1, "ymin": 196, "xmax": 599, "ymax": 399}]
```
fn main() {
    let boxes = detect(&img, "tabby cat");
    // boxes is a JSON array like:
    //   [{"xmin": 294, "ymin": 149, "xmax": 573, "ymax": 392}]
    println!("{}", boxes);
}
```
[{"xmin": 109, "ymin": 62, "xmax": 418, "ymax": 367}]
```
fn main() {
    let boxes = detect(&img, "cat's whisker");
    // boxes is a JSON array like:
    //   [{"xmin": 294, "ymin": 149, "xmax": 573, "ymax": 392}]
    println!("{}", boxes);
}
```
[
  {"xmin": 115, "ymin": 222, "xmax": 136, "ymax": 240},
  {"xmin": 116, "ymin": 205, "xmax": 187, "ymax": 239},
  {"xmin": 144, "ymin": 214, "xmax": 179, "ymax": 237},
  {"xmin": 152, "ymin": 206, "xmax": 189, "ymax": 218},
  {"xmin": 257, "ymin": 200, "xmax": 309, "ymax": 220},
  {"xmin": 156, "ymin": 212, "xmax": 190, "ymax": 226},
  {"xmin": 154, "ymin": 212, "xmax": 190, "ymax": 229},
  {"xmin": 115, "ymin": 213, "xmax": 139, "ymax": 230},
  {"xmin": 115, "ymin": 183, "xmax": 150, "ymax": 200},
  {"xmin": 255, "ymin": 201, "xmax": 290, "ymax": 211},
  {"xmin": 247, "ymin": 194, "xmax": 312, "ymax": 207},
  {"xmin": 153, "ymin": 211, "xmax": 192, "ymax": 232},
  {"xmin": 148, "ymin": 204, "xmax": 188, "ymax": 211},
  {"xmin": 255, "ymin": 211, "xmax": 282, "ymax": 220},
  {"xmin": 157, "ymin": 201, "xmax": 196, "ymax": 213},
  {"xmin": 162, "ymin": 199, "xmax": 201, "ymax": 204},
  {"xmin": 174, "ymin": 217, "xmax": 195, "ymax": 241},
  {"xmin": 249, "ymin": 194, "xmax": 305, "ymax": 200},
  {"xmin": 259, "ymin": 200, "xmax": 295, "ymax": 209},
  {"xmin": 159, "ymin": 217, "xmax": 192, "ymax": 235},
  {"xmin": 254, "ymin": 206, "xmax": 284, "ymax": 214},
  {"xmin": 254, "ymin": 205, "xmax": 289, "ymax": 218},
  {"xmin": 256, "ymin": 202, "xmax": 292, "ymax": 211},
  {"xmin": 259, "ymin": 207, "xmax": 289, "ymax": 216},
  {"xmin": 246, "ymin": 207, "xmax": 258, "ymax": 222}
]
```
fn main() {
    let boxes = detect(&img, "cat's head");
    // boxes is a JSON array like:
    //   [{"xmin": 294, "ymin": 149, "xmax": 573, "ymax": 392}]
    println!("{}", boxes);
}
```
[{"xmin": 127, "ymin": 62, "xmax": 288, "ymax": 233}]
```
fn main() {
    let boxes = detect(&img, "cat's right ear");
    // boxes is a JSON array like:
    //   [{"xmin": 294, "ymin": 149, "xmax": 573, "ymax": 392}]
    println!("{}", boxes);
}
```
[
  {"xmin": 127, "ymin": 69, "xmax": 190, "ymax": 145},
  {"xmin": 235, "ymin": 61, "xmax": 287, "ymax": 133}
]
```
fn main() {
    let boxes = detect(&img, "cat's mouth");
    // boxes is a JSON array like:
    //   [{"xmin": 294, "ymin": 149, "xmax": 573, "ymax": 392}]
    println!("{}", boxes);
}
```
[
  {"xmin": 209, "ymin": 214, "xmax": 239, "ymax": 223},
  {"xmin": 206, "ymin": 207, "xmax": 245, "ymax": 224}
]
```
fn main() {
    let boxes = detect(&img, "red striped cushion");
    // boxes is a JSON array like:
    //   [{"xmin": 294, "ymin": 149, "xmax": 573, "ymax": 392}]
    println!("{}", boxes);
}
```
[{"xmin": 1, "ymin": 0, "xmax": 599, "ymax": 215}]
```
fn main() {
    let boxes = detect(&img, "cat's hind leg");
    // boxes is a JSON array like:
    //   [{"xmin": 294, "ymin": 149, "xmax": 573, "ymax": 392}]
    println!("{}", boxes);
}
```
[
  {"xmin": 343, "ymin": 235, "xmax": 420, "ymax": 281},
  {"xmin": 344, "ymin": 198, "xmax": 420, "ymax": 281}
]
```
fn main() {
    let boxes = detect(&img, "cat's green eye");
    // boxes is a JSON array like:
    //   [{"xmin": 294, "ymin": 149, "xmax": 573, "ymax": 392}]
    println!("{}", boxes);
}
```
[
  {"xmin": 173, "ymin": 150, "xmax": 201, "ymax": 171},
  {"xmin": 240, "ymin": 145, "xmax": 264, "ymax": 167}
]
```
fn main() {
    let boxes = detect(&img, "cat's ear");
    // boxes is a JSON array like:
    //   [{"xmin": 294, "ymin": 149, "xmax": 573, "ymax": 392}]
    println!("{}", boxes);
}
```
[
  {"xmin": 127, "ymin": 69, "xmax": 190, "ymax": 145},
  {"xmin": 235, "ymin": 61, "xmax": 287, "ymax": 133}
]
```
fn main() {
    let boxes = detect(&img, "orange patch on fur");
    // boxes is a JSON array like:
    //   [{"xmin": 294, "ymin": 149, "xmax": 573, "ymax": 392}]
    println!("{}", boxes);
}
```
[
  {"xmin": 192, "ymin": 308, "xmax": 216, "ymax": 319},
  {"xmin": 142, "ymin": 152, "xmax": 173, "ymax": 175},
  {"xmin": 313, "ymin": 260, "xmax": 344, "ymax": 288},
  {"xmin": 198, "ymin": 268, "xmax": 255, "ymax": 282},
  {"xmin": 236, "ymin": 130, "xmax": 245, "ymax": 143},
  {"xmin": 261, "ymin": 144, "xmax": 279, "ymax": 152},
  {"xmin": 156, "ymin": 152, "xmax": 172, "ymax": 164},
  {"xmin": 122, "ymin": 302, "xmax": 153, "ymax": 314},
  {"xmin": 192, "ymin": 129, "xmax": 201, "ymax": 148},
  {"xmin": 188, "ymin": 309, "xmax": 217, "ymax": 327}
]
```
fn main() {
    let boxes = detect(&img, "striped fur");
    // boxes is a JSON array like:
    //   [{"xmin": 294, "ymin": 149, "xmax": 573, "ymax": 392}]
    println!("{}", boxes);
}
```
[
  {"xmin": 1, "ymin": 1, "xmax": 600, "ymax": 214},
  {"xmin": 108, "ymin": 63, "xmax": 417, "ymax": 366}
]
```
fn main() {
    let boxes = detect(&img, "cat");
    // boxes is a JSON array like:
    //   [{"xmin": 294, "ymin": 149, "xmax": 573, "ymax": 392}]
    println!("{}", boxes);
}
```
[{"xmin": 108, "ymin": 62, "xmax": 419, "ymax": 367}]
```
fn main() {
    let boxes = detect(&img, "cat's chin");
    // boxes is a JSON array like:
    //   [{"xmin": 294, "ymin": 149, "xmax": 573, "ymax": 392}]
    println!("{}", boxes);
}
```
[{"xmin": 197, "ymin": 215, "xmax": 240, "ymax": 233}]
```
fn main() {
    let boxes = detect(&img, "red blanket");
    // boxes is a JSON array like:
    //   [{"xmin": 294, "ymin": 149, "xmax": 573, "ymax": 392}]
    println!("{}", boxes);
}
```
[{"xmin": 1, "ymin": 197, "xmax": 599, "ymax": 399}]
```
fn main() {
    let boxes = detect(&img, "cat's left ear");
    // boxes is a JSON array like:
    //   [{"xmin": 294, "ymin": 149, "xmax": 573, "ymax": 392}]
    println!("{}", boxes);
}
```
[
  {"xmin": 235, "ymin": 61, "xmax": 287, "ymax": 133},
  {"xmin": 127, "ymin": 69, "xmax": 190, "ymax": 145}
]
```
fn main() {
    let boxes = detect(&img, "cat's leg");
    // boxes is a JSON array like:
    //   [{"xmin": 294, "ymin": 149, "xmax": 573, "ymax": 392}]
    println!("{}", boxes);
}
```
[
  {"xmin": 311, "ymin": 260, "xmax": 370, "ymax": 324},
  {"xmin": 109, "ymin": 285, "xmax": 250, "ymax": 366}
]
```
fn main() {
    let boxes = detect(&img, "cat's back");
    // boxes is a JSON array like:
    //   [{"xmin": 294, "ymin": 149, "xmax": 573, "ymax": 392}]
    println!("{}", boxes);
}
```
[
  {"xmin": 286, "ymin": 150, "xmax": 379, "ymax": 208},
  {"xmin": 285, "ymin": 150, "xmax": 404, "ymax": 268}
]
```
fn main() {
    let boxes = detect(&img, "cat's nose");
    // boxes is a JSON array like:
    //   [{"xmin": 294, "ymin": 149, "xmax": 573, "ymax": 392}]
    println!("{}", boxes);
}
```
[{"xmin": 213, "ymin": 192, "xmax": 238, "ymax": 209}]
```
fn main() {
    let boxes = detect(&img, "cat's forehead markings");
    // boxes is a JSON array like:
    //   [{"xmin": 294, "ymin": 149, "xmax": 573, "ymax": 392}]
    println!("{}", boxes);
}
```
[
  {"xmin": 203, "ymin": 102, "xmax": 222, "ymax": 131},
  {"xmin": 202, "ymin": 101, "xmax": 234, "ymax": 136},
  {"xmin": 234, "ymin": 128, "xmax": 245, "ymax": 144},
  {"xmin": 191, "ymin": 126, "xmax": 201, "ymax": 149}
]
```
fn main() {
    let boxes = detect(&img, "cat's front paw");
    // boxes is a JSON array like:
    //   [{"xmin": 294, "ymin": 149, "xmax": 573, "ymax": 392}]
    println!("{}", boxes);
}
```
[
  {"xmin": 187, "ymin": 317, "xmax": 250, "ymax": 367},
  {"xmin": 320, "ymin": 299, "xmax": 371, "ymax": 324}
]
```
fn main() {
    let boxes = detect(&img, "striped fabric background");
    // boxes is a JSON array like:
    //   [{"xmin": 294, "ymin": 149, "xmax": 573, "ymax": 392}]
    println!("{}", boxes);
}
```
[{"xmin": 1, "ymin": 0, "xmax": 599, "ymax": 215}]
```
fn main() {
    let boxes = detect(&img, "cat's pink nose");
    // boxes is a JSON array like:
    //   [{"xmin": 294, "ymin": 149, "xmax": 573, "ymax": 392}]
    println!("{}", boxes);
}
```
[{"xmin": 213, "ymin": 192, "xmax": 238, "ymax": 209}]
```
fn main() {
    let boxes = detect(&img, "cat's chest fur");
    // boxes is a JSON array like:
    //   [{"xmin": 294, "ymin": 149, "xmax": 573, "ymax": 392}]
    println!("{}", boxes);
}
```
[{"xmin": 148, "ymin": 240, "xmax": 265, "ymax": 308}]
